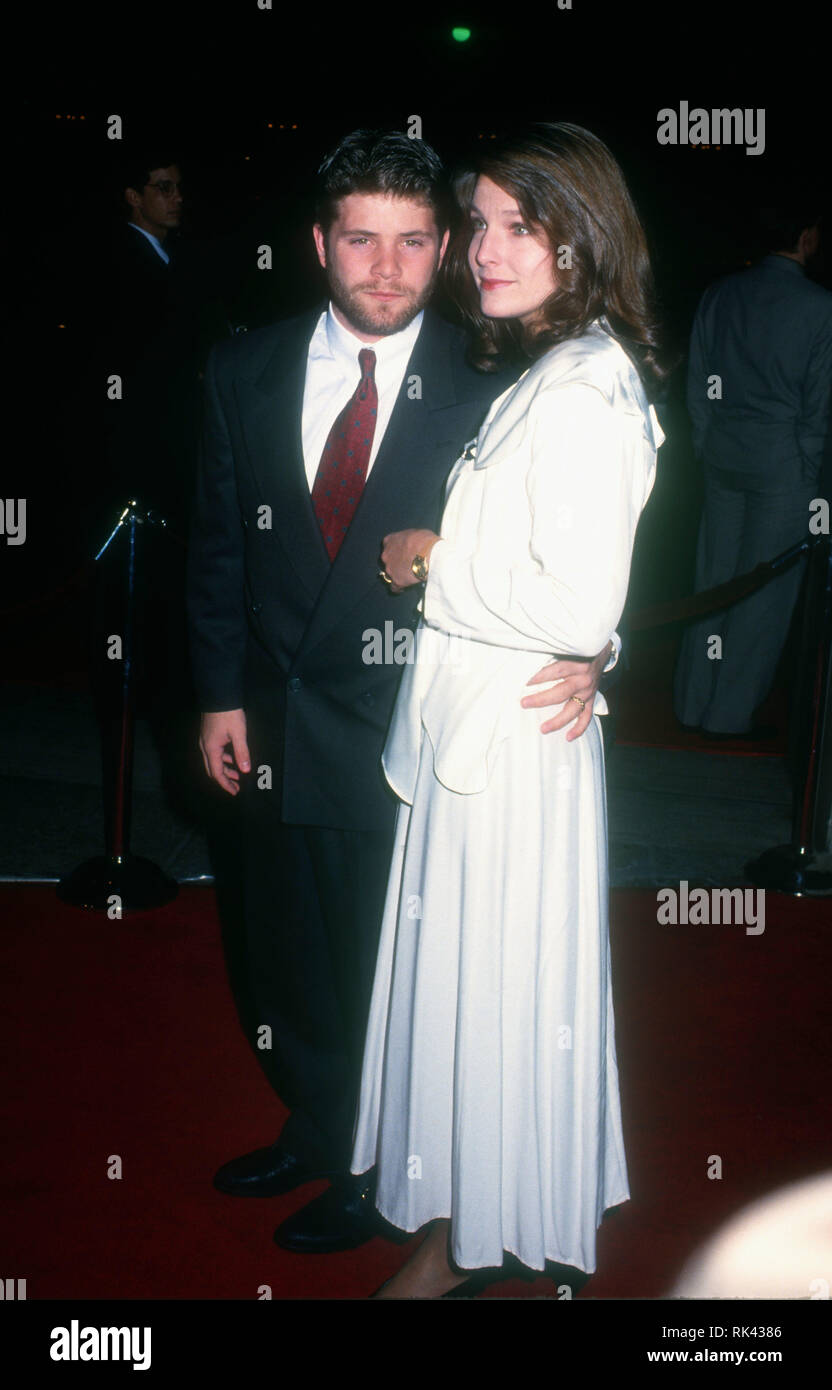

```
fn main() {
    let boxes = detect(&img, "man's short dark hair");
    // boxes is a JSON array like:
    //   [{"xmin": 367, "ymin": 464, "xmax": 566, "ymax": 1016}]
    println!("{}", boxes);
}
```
[
  {"xmin": 116, "ymin": 149, "xmax": 181, "ymax": 208},
  {"xmin": 314, "ymin": 129, "xmax": 449, "ymax": 234},
  {"xmin": 755, "ymin": 199, "xmax": 823, "ymax": 254}
]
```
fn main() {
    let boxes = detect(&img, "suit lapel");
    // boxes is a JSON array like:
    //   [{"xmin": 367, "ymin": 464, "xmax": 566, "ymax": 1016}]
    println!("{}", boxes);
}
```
[{"xmin": 236, "ymin": 308, "xmax": 331, "ymax": 601}]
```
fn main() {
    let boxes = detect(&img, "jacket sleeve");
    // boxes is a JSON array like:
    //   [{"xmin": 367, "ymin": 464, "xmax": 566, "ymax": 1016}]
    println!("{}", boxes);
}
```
[
  {"xmin": 799, "ymin": 313, "xmax": 832, "ymax": 484},
  {"xmin": 186, "ymin": 346, "xmax": 248, "ymax": 711},
  {"xmin": 422, "ymin": 382, "xmax": 653, "ymax": 659},
  {"xmin": 686, "ymin": 290, "xmax": 712, "ymax": 459}
]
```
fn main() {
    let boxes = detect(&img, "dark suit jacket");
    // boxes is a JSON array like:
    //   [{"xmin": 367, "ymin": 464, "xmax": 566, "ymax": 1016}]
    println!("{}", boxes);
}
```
[
  {"xmin": 100, "ymin": 224, "xmax": 229, "ymax": 528},
  {"xmin": 105, "ymin": 224, "xmax": 196, "ymax": 377},
  {"xmin": 187, "ymin": 305, "xmax": 516, "ymax": 832}
]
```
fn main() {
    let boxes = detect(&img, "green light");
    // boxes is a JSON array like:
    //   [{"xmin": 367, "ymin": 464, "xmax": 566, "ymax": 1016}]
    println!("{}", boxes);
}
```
[{"xmin": 451, "ymin": 26, "xmax": 471, "ymax": 42}]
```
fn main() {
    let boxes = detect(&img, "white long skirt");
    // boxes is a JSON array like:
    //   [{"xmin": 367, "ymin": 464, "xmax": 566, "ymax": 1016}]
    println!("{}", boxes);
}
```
[{"xmin": 350, "ymin": 712, "xmax": 630, "ymax": 1274}]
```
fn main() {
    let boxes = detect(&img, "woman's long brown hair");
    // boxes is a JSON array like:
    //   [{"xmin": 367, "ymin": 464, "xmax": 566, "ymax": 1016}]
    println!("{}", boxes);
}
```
[{"xmin": 443, "ymin": 122, "xmax": 672, "ymax": 399}]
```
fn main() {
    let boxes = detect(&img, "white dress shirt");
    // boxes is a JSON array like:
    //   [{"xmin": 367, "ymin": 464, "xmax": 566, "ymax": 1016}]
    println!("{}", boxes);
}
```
[{"xmin": 301, "ymin": 304, "xmax": 424, "ymax": 489}]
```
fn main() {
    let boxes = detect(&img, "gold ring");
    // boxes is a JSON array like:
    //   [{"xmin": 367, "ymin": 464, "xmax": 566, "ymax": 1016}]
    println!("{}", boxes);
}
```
[
  {"xmin": 569, "ymin": 695, "xmax": 586, "ymax": 711},
  {"xmin": 379, "ymin": 570, "xmax": 393, "ymax": 585}
]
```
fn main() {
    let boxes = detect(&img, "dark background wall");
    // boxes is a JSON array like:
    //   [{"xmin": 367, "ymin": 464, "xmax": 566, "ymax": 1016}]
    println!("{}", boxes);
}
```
[{"xmin": 10, "ymin": 2, "xmax": 830, "ymax": 623}]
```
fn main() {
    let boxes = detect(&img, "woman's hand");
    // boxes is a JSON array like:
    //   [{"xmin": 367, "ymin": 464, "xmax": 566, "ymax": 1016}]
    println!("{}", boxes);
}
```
[
  {"xmin": 521, "ymin": 641, "xmax": 612, "ymax": 741},
  {"xmin": 380, "ymin": 529, "xmax": 441, "ymax": 593}
]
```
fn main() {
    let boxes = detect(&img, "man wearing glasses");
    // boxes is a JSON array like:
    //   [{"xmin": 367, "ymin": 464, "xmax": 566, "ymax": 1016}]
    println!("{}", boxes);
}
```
[
  {"xmin": 106, "ymin": 152, "xmax": 226, "ymax": 526},
  {"xmin": 124, "ymin": 162, "xmax": 185, "ymax": 262},
  {"xmin": 96, "ymin": 154, "xmax": 217, "ymax": 834}
]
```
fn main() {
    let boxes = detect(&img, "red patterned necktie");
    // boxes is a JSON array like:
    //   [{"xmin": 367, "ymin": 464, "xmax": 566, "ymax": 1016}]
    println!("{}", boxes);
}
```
[{"xmin": 311, "ymin": 347, "xmax": 378, "ymax": 560}]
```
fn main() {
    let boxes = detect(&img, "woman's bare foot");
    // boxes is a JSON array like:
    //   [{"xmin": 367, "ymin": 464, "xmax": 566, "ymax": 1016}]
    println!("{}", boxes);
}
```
[{"xmin": 372, "ymin": 1220, "xmax": 472, "ymax": 1299}]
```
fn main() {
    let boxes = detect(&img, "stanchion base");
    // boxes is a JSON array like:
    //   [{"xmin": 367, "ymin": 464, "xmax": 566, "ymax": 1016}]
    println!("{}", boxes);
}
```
[
  {"xmin": 56, "ymin": 855, "xmax": 179, "ymax": 912},
  {"xmin": 745, "ymin": 845, "xmax": 832, "ymax": 897}
]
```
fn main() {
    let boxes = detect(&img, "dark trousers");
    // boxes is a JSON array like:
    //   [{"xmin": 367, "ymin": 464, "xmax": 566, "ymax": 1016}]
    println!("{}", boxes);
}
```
[{"xmin": 235, "ymin": 773, "xmax": 396, "ymax": 1172}]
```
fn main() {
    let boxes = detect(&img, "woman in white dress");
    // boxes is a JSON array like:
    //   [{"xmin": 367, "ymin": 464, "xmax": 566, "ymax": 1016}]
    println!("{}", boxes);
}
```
[{"xmin": 350, "ymin": 123, "xmax": 667, "ymax": 1297}]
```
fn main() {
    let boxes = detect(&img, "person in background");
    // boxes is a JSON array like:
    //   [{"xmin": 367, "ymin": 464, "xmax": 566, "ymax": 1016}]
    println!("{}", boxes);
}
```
[
  {"xmin": 95, "ymin": 149, "xmax": 229, "ymax": 825},
  {"xmin": 674, "ymin": 196, "xmax": 832, "ymax": 739}
]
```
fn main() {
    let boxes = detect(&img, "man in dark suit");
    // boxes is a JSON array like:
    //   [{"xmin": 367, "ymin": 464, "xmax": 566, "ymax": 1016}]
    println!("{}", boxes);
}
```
[
  {"xmin": 187, "ymin": 130, "xmax": 615, "ymax": 1253},
  {"xmin": 674, "ymin": 198, "xmax": 831, "ymax": 737},
  {"xmin": 95, "ymin": 151, "xmax": 229, "ymax": 822},
  {"xmin": 105, "ymin": 150, "xmax": 228, "ymax": 529}
]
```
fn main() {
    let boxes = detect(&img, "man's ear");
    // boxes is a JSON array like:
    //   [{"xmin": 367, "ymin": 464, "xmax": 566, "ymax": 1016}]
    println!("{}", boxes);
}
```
[
  {"xmin": 437, "ymin": 227, "xmax": 450, "ymax": 269},
  {"xmin": 312, "ymin": 223, "xmax": 327, "ymax": 269},
  {"xmin": 125, "ymin": 186, "xmax": 141, "ymax": 211},
  {"xmin": 804, "ymin": 223, "xmax": 820, "ymax": 259}
]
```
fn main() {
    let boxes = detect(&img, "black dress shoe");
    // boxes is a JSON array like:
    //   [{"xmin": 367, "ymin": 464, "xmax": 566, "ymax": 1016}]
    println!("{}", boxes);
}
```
[
  {"xmin": 274, "ymin": 1173, "xmax": 380, "ymax": 1252},
  {"xmin": 213, "ymin": 1142, "xmax": 338, "ymax": 1198}
]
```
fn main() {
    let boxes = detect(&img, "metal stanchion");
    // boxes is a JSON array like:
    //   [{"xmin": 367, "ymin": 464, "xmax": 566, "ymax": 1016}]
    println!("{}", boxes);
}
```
[
  {"xmin": 57, "ymin": 501, "xmax": 179, "ymax": 912},
  {"xmin": 746, "ymin": 536, "xmax": 832, "ymax": 895}
]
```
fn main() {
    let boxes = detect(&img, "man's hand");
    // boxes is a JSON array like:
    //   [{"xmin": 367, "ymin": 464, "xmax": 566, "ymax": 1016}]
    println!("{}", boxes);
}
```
[
  {"xmin": 520, "ymin": 641, "xmax": 613, "ymax": 741},
  {"xmin": 199, "ymin": 709, "xmax": 251, "ymax": 795},
  {"xmin": 380, "ymin": 528, "xmax": 440, "ymax": 593}
]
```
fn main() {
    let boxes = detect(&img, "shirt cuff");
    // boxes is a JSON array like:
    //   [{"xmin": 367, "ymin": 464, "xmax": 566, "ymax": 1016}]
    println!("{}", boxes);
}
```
[{"xmin": 603, "ymin": 631, "xmax": 621, "ymax": 673}]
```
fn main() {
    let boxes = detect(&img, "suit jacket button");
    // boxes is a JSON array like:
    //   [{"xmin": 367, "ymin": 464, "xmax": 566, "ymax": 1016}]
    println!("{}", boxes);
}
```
[
  {"xmin": 250, "ymin": 602, "xmax": 262, "ymax": 614},
  {"xmin": 288, "ymin": 677, "xmax": 302, "ymax": 693},
  {"xmin": 362, "ymin": 691, "xmax": 374, "ymax": 706}
]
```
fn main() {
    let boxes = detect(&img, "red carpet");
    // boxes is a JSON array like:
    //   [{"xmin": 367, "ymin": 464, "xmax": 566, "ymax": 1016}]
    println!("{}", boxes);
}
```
[{"xmin": 2, "ymin": 883, "xmax": 829, "ymax": 1299}]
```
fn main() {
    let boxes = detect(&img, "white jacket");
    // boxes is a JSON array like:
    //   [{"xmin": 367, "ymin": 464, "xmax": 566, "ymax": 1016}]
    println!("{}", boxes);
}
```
[{"xmin": 383, "ymin": 320, "xmax": 665, "ymax": 800}]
